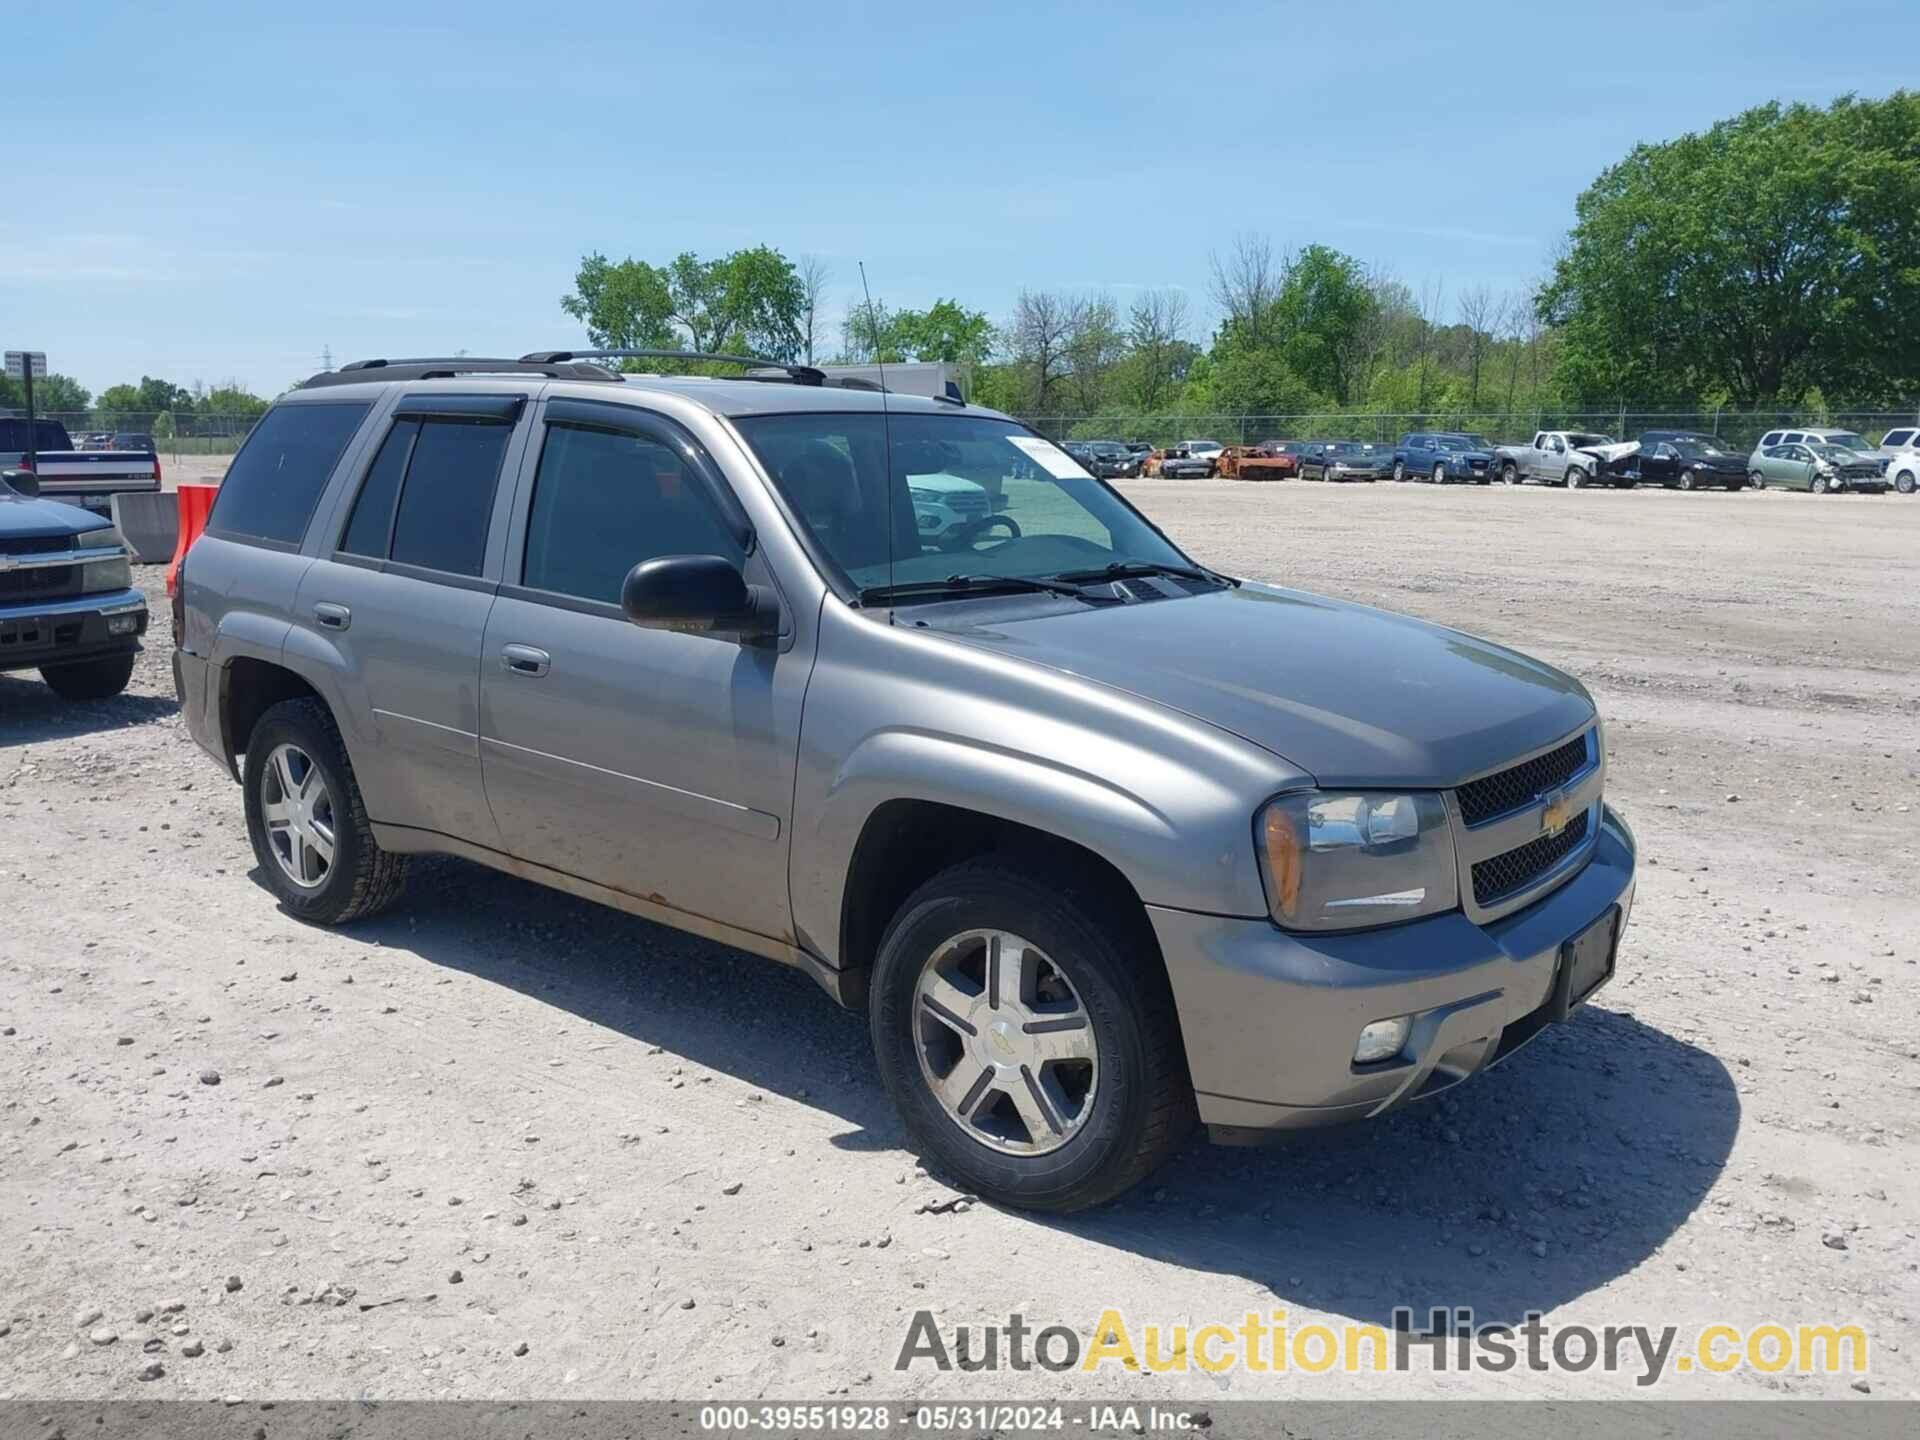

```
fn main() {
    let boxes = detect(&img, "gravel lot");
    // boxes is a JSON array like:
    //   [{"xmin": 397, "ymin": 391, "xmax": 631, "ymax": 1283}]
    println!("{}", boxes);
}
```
[{"xmin": 2, "ymin": 477, "xmax": 1916, "ymax": 1403}]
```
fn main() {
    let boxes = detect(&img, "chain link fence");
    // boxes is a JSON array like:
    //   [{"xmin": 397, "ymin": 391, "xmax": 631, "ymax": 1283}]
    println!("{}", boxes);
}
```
[
  {"xmin": 33, "ymin": 411, "xmax": 262, "ymax": 459},
  {"xmin": 26, "ymin": 404, "xmax": 1920, "ymax": 461},
  {"xmin": 1017, "ymin": 409, "xmax": 1920, "ymax": 449}
]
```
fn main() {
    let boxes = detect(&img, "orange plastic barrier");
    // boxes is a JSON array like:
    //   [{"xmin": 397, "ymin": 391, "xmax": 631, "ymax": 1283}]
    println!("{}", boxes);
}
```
[{"xmin": 165, "ymin": 484, "xmax": 219, "ymax": 597}]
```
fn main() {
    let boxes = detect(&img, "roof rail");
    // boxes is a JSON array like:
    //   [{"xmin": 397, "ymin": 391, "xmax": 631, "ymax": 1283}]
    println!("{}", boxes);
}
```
[
  {"xmin": 519, "ymin": 349, "xmax": 827, "ymax": 386},
  {"xmin": 297, "ymin": 357, "xmax": 621, "ymax": 389}
]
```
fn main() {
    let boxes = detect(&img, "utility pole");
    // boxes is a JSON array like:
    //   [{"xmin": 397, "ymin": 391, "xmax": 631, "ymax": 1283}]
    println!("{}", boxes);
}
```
[{"xmin": 320, "ymin": 345, "xmax": 334, "ymax": 373}]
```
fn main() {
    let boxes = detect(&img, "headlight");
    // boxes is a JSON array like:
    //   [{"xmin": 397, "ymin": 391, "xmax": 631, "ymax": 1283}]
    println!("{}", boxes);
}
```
[
  {"xmin": 75, "ymin": 527, "xmax": 120, "ymax": 550},
  {"xmin": 84, "ymin": 554, "xmax": 133, "ymax": 589},
  {"xmin": 1258, "ymin": 791, "xmax": 1458, "ymax": 931}
]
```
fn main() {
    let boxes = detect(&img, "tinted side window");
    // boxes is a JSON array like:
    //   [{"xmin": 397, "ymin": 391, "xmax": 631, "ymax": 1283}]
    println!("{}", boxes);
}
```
[
  {"xmin": 1884, "ymin": 429, "xmax": 1913, "ymax": 447},
  {"xmin": 521, "ymin": 423, "xmax": 742, "ymax": 605},
  {"xmin": 210, "ymin": 402, "xmax": 370, "ymax": 544},
  {"xmin": 388, "ymin": 419, "xmax": 512, "ymax": 576},
  {"xmin": 338, "ymin": 421, "xmax": 418, "ymax": 558}
]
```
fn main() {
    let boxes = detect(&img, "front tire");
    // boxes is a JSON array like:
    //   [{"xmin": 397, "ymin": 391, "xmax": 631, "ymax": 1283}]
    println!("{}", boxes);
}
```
[
  {"xmin": 1432, "ymin": 463, "xmax": 1447, "ymax": 485},
  {"xmin": 1392, "ymin": 460, "xmax": 1406, "ymax": 482},
  {"xmin": 39, "ymin": 653, "xmax": 135, "ymax": 701},
  {"xmin": 1566, "ymin": 467, "xmax": 1586, "ymax": 490},
  {"xmin": 868, "ymin": 861, "xmax": 1193, "ymax": 1212},
  {"xmin": 243, "ymin": 697, "xmax": 409, "ymax": 925},
  {"xmin": 1811, "ymin": 475, "xmax": 1829, "ymax": 495},
  {"xmin": 1678, "ymin": 472, "xmax": 1696, "ymax": 491}
]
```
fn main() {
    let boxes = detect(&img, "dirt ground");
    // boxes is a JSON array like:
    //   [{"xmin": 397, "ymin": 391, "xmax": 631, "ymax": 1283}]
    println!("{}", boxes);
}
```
[{"xmin": 2, "ymin": 476, "xmax": 1916, "ymax": 1404}]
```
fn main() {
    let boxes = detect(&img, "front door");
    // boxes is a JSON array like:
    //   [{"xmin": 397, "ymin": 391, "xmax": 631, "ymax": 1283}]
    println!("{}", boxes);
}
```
[{"xmin": 478, "ymin": 401, "xmax": 808, "ymax": 943}]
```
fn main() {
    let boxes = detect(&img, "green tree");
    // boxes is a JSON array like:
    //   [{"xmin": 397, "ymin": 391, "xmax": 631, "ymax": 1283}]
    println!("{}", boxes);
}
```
[
  {"xmin": 0, "ymin": 372, "xmax": 90, "ymax": 411},
  {"xmin": 1541, "ymin": 93, "xmax": 1920, "ymax": 405},
  {"xmin": 201, "ymin": 383, "xmax": 271, "ymax": 418},
  {"xmin": 561, "ymin": 246, "xmax": 807, "ymax": 362},
  {"xmin": 1269, "ymin": 245, "xmax": 1379, "ymax": 405}
]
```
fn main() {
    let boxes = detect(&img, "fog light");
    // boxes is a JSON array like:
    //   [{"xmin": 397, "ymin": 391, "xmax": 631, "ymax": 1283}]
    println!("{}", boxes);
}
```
[
  {"xmin": 107, "ymin": 614, "xmax": 140, "ymax": 635},
  {"xmin": 1353, "ymin": 1016, "xmax": 1411, "ymax": 1065}
]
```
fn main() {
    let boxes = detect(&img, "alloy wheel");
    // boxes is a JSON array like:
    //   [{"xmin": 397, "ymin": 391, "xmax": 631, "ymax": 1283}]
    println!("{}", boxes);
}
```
[
  {"xmin": 912, "ymin": 928, "xmax": 1098, "ymax": 1157},
  {"xmin": 260, "ymin": 742, "xmax": 336, "ymax": 889}
]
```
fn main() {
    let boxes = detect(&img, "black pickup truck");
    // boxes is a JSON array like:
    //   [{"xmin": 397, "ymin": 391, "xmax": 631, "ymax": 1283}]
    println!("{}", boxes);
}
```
[
  {"xmin": 0, "ymin": 415, "xmax": 162, "ymax": 518},
  {"xmin": 0, "ymin": 469, "xmax": 148, "ymax": 698}
]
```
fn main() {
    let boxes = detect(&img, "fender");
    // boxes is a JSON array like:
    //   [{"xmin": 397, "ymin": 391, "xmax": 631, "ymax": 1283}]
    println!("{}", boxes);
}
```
[{"xmin": 787, "ymin": 605, "xmax": 1297, "ymax": 968}]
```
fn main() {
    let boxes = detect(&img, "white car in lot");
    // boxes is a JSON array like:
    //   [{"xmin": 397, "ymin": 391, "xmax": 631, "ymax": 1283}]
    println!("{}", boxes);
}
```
[
  {"xmin": 908, "ymin": 469, "xmax": 995, "ymax": 540},
  {"xmin": 1874, "ymin": 426, "xmax": 1919, "ymax": 494}
]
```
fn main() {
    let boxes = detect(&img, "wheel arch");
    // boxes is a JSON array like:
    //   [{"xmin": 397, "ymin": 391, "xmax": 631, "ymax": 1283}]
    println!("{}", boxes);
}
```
[{"xmin": 219, "ymin": 656, "xmax": 324, "ymax": 778}]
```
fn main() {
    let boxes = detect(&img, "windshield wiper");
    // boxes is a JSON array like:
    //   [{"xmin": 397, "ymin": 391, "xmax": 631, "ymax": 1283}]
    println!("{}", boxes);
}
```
[
  {"xmin": 858, "ymin": 573, "xmax": 1121, "ymax": 606},
  {"xmin": 1050, "ymin": 560, "xmax": 1235, "ymax": 588}
]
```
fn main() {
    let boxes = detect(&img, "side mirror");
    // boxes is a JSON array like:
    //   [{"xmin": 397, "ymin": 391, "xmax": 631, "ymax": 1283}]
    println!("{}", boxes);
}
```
[
  {"xmin": 621, "ymin": 554, "xmax": 778, "ymax": 641},
  {"xmin": 2, "ymin": 469, "xmax": 40, "ymax": 497}
]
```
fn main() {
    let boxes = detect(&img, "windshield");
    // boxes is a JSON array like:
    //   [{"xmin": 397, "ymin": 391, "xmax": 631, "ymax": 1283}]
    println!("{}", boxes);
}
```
[
  {"xmin": 735, "ymin": 412, "xmax": 1195, "ymax": 595},
  {"xmin": 1087, "ymin": 442, "xmax": 1127, "ymax": 457},
  {"xmin": 1326, "ymin": 441, "xmax": 1367, "ymax": 456}
]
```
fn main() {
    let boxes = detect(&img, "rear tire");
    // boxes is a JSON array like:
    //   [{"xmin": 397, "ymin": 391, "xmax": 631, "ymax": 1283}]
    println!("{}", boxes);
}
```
[
  {"xmin": 243, "ymin": 697, "xmax": 409, "ymax": 925},
  {"xmin": 1897, "ymin": 469, "xmax": 1917, "ymax": 495},
  {"xmin": 868, "ymin": 860, "xmax": 1194, "ymax": 1212},
  {"xmin": 1392, "ymin": 461, "xmax": 1406, "ymax": 482},
  {"xmin": 1501, "ymin": 462, "xmax": 1520, "ymax": 486},
  {"xmin": 39, "ymin": 653, "xmax": 135, "ymax": 701},
  {"xmin": 1565, "ymin": 467, "xmax": 1586, "ymax": 490},
  {"xmin": 1749, "ymin": 471, "xmax": 1766, "ymax": 490}
]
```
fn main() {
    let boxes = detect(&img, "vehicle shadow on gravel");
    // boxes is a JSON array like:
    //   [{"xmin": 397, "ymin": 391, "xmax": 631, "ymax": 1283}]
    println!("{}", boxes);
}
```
[
  {"xmin": 0, "ymin": 676, "xmax": 178, "ymax": 747},
  {"xmin": 346, "ymin": 857, "xmax": 1736, "ymax": 1329},
  {"xmin": 1041, "ymin": 1005, "xmax": 1740, "ymax": 1330}
]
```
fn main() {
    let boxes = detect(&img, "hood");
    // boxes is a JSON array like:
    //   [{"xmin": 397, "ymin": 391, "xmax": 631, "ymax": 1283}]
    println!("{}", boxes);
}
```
[
  {"xmin": 940, "ymin": 584, "xmax": 1595, "ymax": 788},
  {"xmin": 0, "ymin": 488, "xmax": 99, "ymax": 538}
]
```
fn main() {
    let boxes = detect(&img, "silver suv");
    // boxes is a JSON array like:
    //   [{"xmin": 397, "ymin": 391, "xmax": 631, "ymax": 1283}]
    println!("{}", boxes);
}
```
[{"xmin": 175, "ymin": 352, "xmax": 1637, "ymax": 1211}]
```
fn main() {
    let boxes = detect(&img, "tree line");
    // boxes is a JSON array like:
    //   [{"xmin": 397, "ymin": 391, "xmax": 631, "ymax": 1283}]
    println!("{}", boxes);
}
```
[
  {"xmin": 0, "ymin": 371, "xmax": 272, "ymax": 432},
  {"xmin": 557, "ymin": 93, "xmax": 1918, "ymax": 433}
]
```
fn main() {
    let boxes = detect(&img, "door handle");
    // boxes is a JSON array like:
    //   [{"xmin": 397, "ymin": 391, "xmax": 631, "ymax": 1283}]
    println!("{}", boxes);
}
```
[
  {"xmin": 501, "ymin": 644, "xmax": 550, "ymax": 678},
  {"xmin": 314, "ymin": 602, "xmax": 351, "ymax": 631}
]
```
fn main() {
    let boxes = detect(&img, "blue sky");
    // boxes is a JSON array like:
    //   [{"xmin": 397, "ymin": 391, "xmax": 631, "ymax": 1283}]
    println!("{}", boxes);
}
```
[{"xmin": 5, "ymin": 0, "xmax": 1904, "ymax": 398}]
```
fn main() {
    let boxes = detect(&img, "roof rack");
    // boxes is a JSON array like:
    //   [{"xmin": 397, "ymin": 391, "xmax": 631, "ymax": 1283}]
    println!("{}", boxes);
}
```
[
  {"xmin": 297, "ymin": 357, "xmax": 621, "ymax": 389},
  {"xmin": 519, "ymin": 349, "xmax": 827, "ymax": 386}
]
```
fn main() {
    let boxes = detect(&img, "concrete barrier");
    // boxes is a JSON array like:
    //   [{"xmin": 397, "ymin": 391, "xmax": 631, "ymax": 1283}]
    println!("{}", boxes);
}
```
[{"xmin": 109, "ymin": 492, "xmax": 181, "ymax": 565}]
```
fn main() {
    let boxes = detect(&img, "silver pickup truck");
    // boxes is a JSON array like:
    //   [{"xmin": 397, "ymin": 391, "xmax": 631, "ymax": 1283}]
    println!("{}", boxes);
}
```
[
  {"xmin": 1493, "ymin": 431, "xmax": 1641, "ymax": 489},
  {"xmin": 175, "ymin": 353, "xmax": 1636, "ymax": 1211}
]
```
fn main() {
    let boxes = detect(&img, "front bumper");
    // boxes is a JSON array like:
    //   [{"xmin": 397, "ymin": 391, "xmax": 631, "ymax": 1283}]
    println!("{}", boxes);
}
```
[
  {"xmin": 0, "ymin": 588, "xmax": 148, "ymax": 673},
  {"xmin": 1151, "ymin": 804, "xmax": 1636, "ymax": 1139}
]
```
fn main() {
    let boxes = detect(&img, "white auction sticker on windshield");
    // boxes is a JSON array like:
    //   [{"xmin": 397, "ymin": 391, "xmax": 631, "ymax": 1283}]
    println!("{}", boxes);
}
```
[{"xmin": 1006, "ymin": 435, "xmax": 1093, "ymax": 480}]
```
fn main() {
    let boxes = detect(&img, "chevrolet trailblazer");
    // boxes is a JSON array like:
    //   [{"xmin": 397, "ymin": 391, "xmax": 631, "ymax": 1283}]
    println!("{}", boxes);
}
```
[{"xmin": 174, "ymin": 351, "xmax": 1636, "ymax": 1212}]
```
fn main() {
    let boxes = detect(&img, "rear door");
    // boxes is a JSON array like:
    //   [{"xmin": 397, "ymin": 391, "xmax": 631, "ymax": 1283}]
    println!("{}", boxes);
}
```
[
  {"xmin": 477, "ymin": 397, "xmax": 806, "ymax": 943},
  {"xmin": 292, "ymin": 393, "xmax": 526, "ymax": 846}
]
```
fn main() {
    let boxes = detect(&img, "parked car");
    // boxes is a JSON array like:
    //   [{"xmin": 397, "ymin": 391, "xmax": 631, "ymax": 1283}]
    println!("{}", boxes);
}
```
[
  {"xmin": 1874, "ymin": 426, "xmax": 1920, "ymax": 494},
  {"xmin": 175, "ymin": 352, "xmax": 1635, "ymax": 1213},
  {"xmin": 1298, "ymin": 441, "xmax": 1385, "ymax": 482},
  {"xmin": 0, "ymin": 415, "xmax": 162, "ymax": 518},
  {"xmin": 0, "ymin": 468, "xmax": 148, "ymax": 698},
  {"xmin": 1747, "ymin": 441, "xmax": 1889, "ymax": 494},
  {"xmin": 80, "ymin": 431, "xmax": 116, "ymax": 451},
  {"xmin": 1393, "ymin": 432, "xmax": 1496, "ymax": 484},
  {"xmin": 1061, "ymin": 441, "xmax": 1095, "ymax": 470},
  {"xmin": 1082, "ymin": 440, "xmax": 1142, "ymax": 479},
  {"xmin": 1123, "ymin": 441, "xmax": 1154, "ymax": 459},
  {"xmin": 1160, "ymin": 440, "xmax": 1222, "ymax": 478},
  {"xmin": 1754, "ymin": 426, "xmax": 1886, "ymax": 474},
  {"xmin": 1622, "ymin": 431, "xmax": 1748, "ymax": 491},
  {"xmin": 1491, "ymin": 431, "xmax": 1639, "ymax": 488}
]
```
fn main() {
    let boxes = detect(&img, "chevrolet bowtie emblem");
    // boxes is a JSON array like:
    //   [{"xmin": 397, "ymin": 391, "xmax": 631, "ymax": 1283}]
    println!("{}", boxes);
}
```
[
  {"xmin": 0, "ymin": 555, "xmax": 18, "ymax": 572},
  {"xmin": 1540, "ymin": 788, "xmax": 1573, "ymax": 838}
]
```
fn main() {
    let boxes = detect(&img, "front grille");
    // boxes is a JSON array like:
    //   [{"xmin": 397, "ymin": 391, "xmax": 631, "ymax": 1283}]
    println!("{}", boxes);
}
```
[
  {"xmin": 0, "ymin": 564, "xmax": 81, "ymax": 601},
  {"xmin": 1455, "ymin": 733, "xmax": 1590, "ymax": 826},
  {"xmin": 1472, "ymin": 810, "xmax": 1590, "ymax": 906},
  {"xmin": 945, "ymin": 492, "xmax": 990, "ymax": 516},
  {"xmin": 0, "ymin": 533, "xmax": 70, "ymax": 556}
]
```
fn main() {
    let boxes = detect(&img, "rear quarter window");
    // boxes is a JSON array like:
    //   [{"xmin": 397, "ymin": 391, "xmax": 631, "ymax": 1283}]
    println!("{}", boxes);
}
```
[{"xmin": 209, "ymin": 402, "xmax": 371, "ymax": 545}]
